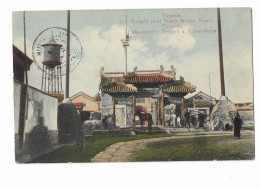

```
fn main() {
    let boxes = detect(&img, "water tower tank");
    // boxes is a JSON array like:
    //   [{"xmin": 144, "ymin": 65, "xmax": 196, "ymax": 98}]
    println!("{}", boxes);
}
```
[{"xmin": 42, "ymin": 34, "xmax": 62, "ymax": 68}]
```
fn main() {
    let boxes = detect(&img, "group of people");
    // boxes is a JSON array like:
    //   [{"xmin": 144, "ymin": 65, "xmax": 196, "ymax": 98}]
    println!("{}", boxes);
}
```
[
  {"xmin": 167, "ymin": 108, "xmax": 243, "ymax": 138},
  {"xmin": 167, "ymin": 109, "xmax": 206, "ymax": 129}
]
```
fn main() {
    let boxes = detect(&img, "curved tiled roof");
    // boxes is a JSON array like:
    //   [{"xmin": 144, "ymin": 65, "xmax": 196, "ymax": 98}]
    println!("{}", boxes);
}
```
[
  {"xmin": 101, "ymin": 82, "xmax": 137, "ymax": 94},
  {"xmin": 124, "ymin": 70, "xmax": 174, "ymax": 83},
  {"xmin": 162, "ymin": 81, "xmax": 196, "ymax": 93},
  {"xmin": 100, "ymin": 70, "xmax": 195, "ymax": 96}
]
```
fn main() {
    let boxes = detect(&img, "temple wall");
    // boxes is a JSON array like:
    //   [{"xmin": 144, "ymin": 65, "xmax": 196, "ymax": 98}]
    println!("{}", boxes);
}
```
[{"xmin": 14, "ymin": 81, "xmax": 59, "ymax": 162}]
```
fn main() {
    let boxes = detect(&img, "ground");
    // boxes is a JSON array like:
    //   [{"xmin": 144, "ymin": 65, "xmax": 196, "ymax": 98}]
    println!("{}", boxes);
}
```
[
  {"xmin": 30, "ymin": 130, "xmax": 171, "ymax": 163},
  {"xmin": 132, "ymin": 134, "xmax": 254, "ymax": 161},
  {"xmin": 31, "ymin": 130, "xmax": 254, "ymax": 163},
  {"xmin": 92, "ymin": 130, "xmax": 254, "ymax": 162}
]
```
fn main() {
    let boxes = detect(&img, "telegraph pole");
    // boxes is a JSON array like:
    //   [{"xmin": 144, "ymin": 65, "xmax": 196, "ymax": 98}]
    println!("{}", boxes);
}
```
[
  {"xmin": 66, "ymin": 10, "xmax": 70, "ymax": 98},
  {"xmin": 209, "ymin": 74, "xmax": 212, "ymax": 114},
  {"xmin": 23, "ymin": 11, "xmax": 26, "ymax": 55},
  {"xmin": 23, "ymin": 11, "xmax": 28, "ymax": 85},
  {"xmin": 217, "ymin": 8, "xmax": 226, "ymax": 96}
]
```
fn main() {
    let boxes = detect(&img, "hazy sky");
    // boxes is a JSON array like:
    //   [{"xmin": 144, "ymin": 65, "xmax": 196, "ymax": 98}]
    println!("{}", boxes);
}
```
[{"xmin": 12, "ymin": 8, "xmax": 253, "ymax": 103}]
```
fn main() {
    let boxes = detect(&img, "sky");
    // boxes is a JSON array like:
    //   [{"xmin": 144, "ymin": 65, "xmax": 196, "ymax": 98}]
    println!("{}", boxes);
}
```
[{"xmin": 12, "ymin": 8, "xmax": 253, "ymax": 103}]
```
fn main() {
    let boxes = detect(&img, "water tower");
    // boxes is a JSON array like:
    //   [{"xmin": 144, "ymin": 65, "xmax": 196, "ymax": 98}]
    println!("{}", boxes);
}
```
[{"xmin": 41, "ymin": 33, "xmax": 64, "ymax": 102}]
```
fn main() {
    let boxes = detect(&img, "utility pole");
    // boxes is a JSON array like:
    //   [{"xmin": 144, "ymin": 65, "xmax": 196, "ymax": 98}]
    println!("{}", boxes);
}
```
[
  {"xmin": 23, "ymin": 11, "xmax": 28, "ymax": 85},
  {"xmin": 209, "ymin": 74, "xmax": 212, "ymax": 114},
  {"xmin": 217, "ymin": 8, "xmax": 226, "ymax": 96},
  {"xmin": 23, "ymin": 11, "xmax": 26, "ymax": 55},
  {"xmin": 66, "ymin": 10, "xmax": 70, "ymax": 98}
]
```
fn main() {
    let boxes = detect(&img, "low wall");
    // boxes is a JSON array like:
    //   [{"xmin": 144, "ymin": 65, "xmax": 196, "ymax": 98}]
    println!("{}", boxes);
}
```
[{"xmin": 14, "ymin": 81, "xmax": 58, "ymax": 162}]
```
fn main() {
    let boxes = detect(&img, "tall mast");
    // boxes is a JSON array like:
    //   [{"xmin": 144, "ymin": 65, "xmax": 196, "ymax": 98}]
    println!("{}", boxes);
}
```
[
  {"xmin": 126, "ymin": 15, "xmax": 127, "ymax": 36},
  {"xmin": 121, "ymin": 15, "xmax": 130, "ymax": 75},
  {"xmin": 217, "ymin": 8, "xmax": 226, "ymax": 96},
  {"xmin": 65, "ymin": 10, "xmax": 70, "ymax": 98},
  {"xmin": 125, "ymin": 15, "xmax": 127, "ymax": 75},
  {"xmin": 23, "ymin": 11, "xmax": 26, "ymax": 55},
  {"xmin": 23, "ymin": 11, "xmax": 28, "ymax": 85},
  {"xmin": 209, "ymin": 74, "xmax": 212, "ymax": 113}
]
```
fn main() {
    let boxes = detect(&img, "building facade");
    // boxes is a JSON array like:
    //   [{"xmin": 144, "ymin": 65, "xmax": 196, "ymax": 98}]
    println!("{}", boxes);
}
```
[
  {"xmin": 70, "ymin": 91, "xmax": 100, "ymax": 112},
  {"xmin": 184, "ymin": 91, "xmax": 217, "ymax": 123}
]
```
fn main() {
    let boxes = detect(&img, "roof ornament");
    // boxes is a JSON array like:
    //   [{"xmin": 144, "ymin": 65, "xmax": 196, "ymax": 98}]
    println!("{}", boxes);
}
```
[
  {"xmin": 170, "ymin": 65, "xmax": 176, "ymax": 71},
  {"xmin": 134, "ymin": 66, "xmax": 138, "ymax": 73},
  {"xmin": 160, "ymin": 65, "xmax": 164, "ymax": 71},
  {"xmin": 47, "ymin": 30, "xmax": 58, "ymax": 44},
  {"xmin": 99, "ymin": 67, "xmax": 107, "ymax": 87},
  {"xmin": 170, "ymin": 65, "xmax": 176, "ymax": 79}
]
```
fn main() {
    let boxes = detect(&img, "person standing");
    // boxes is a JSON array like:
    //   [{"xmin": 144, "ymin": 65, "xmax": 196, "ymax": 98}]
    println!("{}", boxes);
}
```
[
  {"xmin": 76, "ymin": 110, "xmax": 85, "ymax": 151},
  {"xmin": 191, "ymin": 115, "xmax": 195, "ymax": 127},
  {"xmin": 167, "ymin": 111, "xmax": 171, "ymax": 127},
  {"xmin": 233, "ymin": 112, "xmax": 243, "ymax": 138},
  {"xmin": 198, "ymin": 112, "xmax": 207, "ymax": 131},
  {"xmin": 171, "ymin": 113, "xmax": 176, "ymax": 127},
  {"xmin": 184, "ymin": 109, "xmax": 191, "ymax": 128},
  {"xmin": 107, "ymin": 114, "xmax": 115, "ymax": 134},
  {"xmin": 177, "ymin": 116, "xmax": 181, "ymax": 127},
  {"xmin": 102, "ymin": 115, "xmax": 108, "ymax": 129},
  {"xmin": 198, "ymin": 112, "xmax": 205, "ymax": 127}
]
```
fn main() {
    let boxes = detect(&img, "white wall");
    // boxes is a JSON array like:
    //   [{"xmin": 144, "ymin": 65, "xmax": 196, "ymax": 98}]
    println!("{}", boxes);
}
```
[
  {"xmin": 13, "ymin": 82, "xmax": 21, "ymax": 134},
  {"xmin": 13, "ymin": 81, "xmax": 58, "ymax": 134}
]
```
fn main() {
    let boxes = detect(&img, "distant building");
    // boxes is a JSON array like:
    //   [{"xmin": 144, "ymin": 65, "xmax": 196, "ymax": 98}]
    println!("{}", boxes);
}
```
[
  {"xmin": 70, "ymin": 92, "xmax": 101, "ymax": 121},
  {"xmin": 184, "ymin": 91, "xmax": 217, "ymax": 122},
  {"xmin": 70, "ymin": 91, "xmax": 100, "ymax": 112},
  {"xmin": 234, "ymin": 102, "xmax": 254, "ymax": 127}
]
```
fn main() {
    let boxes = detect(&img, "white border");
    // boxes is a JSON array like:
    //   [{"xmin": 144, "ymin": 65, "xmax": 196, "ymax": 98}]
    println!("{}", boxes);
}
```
[{"xmin": 1, "ymin": 0, "xmax": 259, "ymax": 189}]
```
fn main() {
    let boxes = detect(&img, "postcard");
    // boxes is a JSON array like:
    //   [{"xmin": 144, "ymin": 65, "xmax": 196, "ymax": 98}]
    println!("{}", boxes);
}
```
[{"xmin": 12, "ymin": 8, "xmax": 254, "ymax": 163}]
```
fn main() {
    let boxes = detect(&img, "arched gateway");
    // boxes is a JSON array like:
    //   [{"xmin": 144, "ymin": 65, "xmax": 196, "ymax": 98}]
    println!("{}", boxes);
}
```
[{"xmin": 99, "ymin": 68, "xmax": 196, "ymax": 131}]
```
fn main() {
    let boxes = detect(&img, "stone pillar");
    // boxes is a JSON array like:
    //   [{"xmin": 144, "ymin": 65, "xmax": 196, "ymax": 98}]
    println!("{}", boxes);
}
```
[
  {"xmin": 132, "ymin": 95, "xmax": 136, "ymax": 131},
  {"xmin": 161, "ymin": 91, "xmax": 165, "ymax": 127},
  {"xmin": 112, "ymin": 96, "xmax": 116, "ymax": 127}
]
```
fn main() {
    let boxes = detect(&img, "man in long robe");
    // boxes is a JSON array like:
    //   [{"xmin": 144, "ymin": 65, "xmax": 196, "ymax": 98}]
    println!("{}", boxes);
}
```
[{"xmin": 234, "ymin": 112, "xmax": 243, "ymax": 138}]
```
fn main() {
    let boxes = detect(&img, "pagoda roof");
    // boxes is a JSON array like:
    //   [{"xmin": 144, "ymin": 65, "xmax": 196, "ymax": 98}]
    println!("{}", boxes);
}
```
[
  {"xmin": 101, "ymin": 82, "xmax": 137, "ymax": 95},
  {"xmin": 100, "ymin": 69, "xmax": 195, "ymax": 97},
  {"xmin": 162, "ymin": 80, "xmax": 196, "ymax": 94},
  {"xmin": 103, "ymin": 70, "xmax": 175, "ymax": 84}
]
